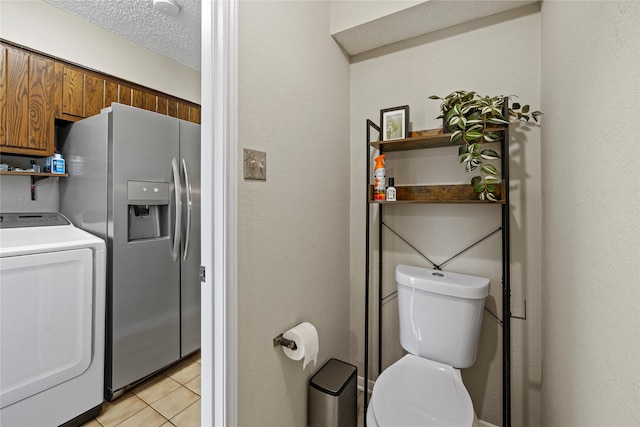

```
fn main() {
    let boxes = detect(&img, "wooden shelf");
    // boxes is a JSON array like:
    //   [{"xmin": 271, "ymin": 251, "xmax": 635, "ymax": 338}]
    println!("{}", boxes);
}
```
[
  {"xmin": 370, "ymin": 127, "xmax": 505, "ymax": 152},
  {"xmin": 368, "ymin": 126, "xmax": 506, "ymax": 203},
  {"xmin": 368, "ymin": 184, "xmax": 505, "ymax": 204},
  {"xmin": 0, "ymin": 171, "xmax": 68, "ymax": 178}
]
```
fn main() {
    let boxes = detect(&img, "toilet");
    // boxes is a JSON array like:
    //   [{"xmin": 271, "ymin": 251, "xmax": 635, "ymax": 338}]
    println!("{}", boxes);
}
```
[{"xmin": 366, "ymin": 264, "xmax": 489, "ymax": 427}]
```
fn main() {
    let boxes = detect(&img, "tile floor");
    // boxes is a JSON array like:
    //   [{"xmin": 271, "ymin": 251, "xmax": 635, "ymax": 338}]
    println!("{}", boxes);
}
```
[
  {"xmin": 82, "ymin": 352, "xmax": 201, "ymax": 427},
  {"xmin": 83, "ymin": 351, "xmax": 366, "ymax": 427}
]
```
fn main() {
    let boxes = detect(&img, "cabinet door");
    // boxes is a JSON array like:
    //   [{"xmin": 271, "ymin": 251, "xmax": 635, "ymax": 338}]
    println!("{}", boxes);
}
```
[
  {"xmin": 177, "ymin": 102, "xmax": 190, "ymax": 121},
  {"xmin": 144, "ymin": 92, "xmax": 157, "ymax": 113},
  {"xmin": 0, "ymin": 44, "xmax": 7, "ymax": 147},
  {"xmin": 84, "ymin": 72, "xmax": 104, "ymax": 117},
  {"xmin": 53, "ymin": 62, "xmax": 64, "ymax": 119},
  {"xmin": 104, "ymin": 80, "xmax": 118, "ymax": 110},
  {"xmin": 119, "ymin": 84, "xmax": 132, "ymax": 106},
  {"xmin": 189, "ymin": 106, "xmax": 200, "ymax": 124},
  {"xmin": 1, "ymin": 46, "xmax": 57, "ymax": 155},
  {"xmin": 157, "ymin": 95, "xmax": 168, "ymax": 115},
  {"xmin": 62, "ymin": 68, "xmax": 103, "ymax": 120},
  {"xmin": 63, "ymin": 66, "xmax": 84, "ymax": 119},
  {"xmin": 132, "ymin": 88, "xmax": 144, "ymax": 109},
  {"xmin": 28, "ymin": 54, "xmax": 58, "ymax": 153},
  {"xmin": 4, "ymin": 47, "xmax": 29, "ymax": 151},
  {"xmin": 167, "ymin": 99, "xmax": 178, "ymax": 118}
]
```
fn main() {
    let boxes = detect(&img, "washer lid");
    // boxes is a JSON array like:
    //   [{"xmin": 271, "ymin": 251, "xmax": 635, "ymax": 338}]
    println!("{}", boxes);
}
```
[
  {"xmin": 0, "ymin": 214, "xmax": 104, "ymax": 257},
  {"xmin": 371, "ymin": 354, "xmax": 474, "ymax": 427},
  {"xmin": 0, "ymin": 212, "xmax": 70, "ymax": 228}
]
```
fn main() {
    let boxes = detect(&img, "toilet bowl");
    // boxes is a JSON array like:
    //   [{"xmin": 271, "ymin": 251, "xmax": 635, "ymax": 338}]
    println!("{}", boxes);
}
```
[
  {"xmin": 366, "ymin": 355, "xmax": 474, "ymax": 427},
  {"xmin": 366, "ymin": 265, "xmax": 489, "ymax": 427}
]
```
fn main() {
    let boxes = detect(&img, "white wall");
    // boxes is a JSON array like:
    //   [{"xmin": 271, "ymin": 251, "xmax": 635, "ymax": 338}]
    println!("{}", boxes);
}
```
[
  {"xmin": 237, "ymin": 2, "xmax": 351, "ymax": 426},
  {"xmin": 0, "ymin": 0, "xmax": 200, "ymax": 103},
  {"xmin": 540, "ymin": 1, "xmax": 640, "ymax": 425},
  {"xmin": 349, "ymin": 5, "xmax": 542, "ymax": 426},
  {"xmin": 0, "ymin": 173, "xmax": 59, "ymax": 213}
]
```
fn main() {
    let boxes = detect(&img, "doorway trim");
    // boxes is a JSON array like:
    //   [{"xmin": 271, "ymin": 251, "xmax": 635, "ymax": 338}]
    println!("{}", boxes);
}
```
[{"xmin": 201, "ymin": 0, "xmax": 238, "ymax": 425}]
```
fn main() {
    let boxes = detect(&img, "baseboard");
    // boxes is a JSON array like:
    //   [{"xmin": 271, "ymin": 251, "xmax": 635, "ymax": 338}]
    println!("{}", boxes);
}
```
[{"xmin": 478, "ymin": 420, "xmax": 499, "ymax": 427}]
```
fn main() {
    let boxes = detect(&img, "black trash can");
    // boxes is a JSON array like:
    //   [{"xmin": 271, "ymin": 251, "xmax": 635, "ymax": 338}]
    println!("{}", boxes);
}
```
[{"xmin": 309, "ymin": 358, "xmax": 357, "ymax": 427}]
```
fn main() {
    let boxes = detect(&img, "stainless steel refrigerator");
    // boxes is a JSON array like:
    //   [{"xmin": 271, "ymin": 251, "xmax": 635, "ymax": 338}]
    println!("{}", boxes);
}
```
[{"xmin": 59, "ymin": 103, "xmax": 200, "ymax": 400}]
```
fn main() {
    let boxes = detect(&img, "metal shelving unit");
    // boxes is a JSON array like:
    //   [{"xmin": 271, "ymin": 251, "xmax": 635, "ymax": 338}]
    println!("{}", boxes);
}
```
[{"xmin": 363, "ymin": 101, "xmax": 513, "ymax": 427}]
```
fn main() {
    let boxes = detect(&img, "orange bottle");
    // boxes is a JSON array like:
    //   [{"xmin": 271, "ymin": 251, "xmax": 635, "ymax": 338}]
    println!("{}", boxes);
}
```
[{"xmin": 374, "ymin": 155, "xmax": 386, "ymax": 201}]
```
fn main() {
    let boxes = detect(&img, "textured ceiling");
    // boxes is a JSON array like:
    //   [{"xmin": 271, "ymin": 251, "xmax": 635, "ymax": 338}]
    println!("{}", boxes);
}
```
[{"xmin": 42, "ymin": 0, "xmax": 201, "ymax": 71}]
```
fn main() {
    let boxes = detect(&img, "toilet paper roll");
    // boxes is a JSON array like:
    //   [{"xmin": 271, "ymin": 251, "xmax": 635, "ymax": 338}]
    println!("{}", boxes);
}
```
[{"xmin": 282, "ymin": 322, "xmax": 319, "ymax": 370}]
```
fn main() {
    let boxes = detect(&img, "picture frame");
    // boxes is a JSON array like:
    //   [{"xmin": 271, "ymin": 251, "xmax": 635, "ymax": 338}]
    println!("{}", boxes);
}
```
[{"xmin": 380, "ymin": 105, "xmax": 410, "ymax": 141}]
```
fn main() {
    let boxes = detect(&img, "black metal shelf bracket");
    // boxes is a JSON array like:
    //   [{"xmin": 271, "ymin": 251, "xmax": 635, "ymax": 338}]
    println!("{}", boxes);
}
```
[
  {"xmin": 511, "ymin": 298, "xmax": 528, "ymax": 321},
  {"xmin": 485, "ymin": 299, "xmax": 527, "ymax": 326},
  {"xmin": 30, "ymin": 175, "xmax": 50, "ymax": 201}
]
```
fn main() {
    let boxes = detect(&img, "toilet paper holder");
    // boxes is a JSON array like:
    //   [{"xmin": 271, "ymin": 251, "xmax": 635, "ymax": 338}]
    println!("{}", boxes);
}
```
[{"xmin": 273, "ymin": 334, "xmax": 297, "ymax": 351}]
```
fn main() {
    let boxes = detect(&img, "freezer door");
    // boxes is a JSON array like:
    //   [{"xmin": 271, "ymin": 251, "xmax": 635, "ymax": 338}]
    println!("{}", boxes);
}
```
[
  {"xmin": 59, "ymin": 113, "xmax": 109, "ymax": 240},
  {"xmin": 108, "ymin": 104, "xmax": 181, "ymax": 394},
  {"xmin": 179, "ymin": 120, "xmax": 201, "ymax": 357}
]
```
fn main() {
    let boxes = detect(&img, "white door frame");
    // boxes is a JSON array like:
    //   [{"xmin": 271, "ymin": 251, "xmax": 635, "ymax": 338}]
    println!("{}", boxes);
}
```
[{"xmin": 201, "ymin": 0, "xmax": 238, "ymax": 425}]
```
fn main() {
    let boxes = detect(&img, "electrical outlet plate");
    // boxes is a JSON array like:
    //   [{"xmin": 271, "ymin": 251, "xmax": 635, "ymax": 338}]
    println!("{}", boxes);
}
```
[{"xmin": 243, "ymin": 148, "xmax": 266, "ymax": 180}]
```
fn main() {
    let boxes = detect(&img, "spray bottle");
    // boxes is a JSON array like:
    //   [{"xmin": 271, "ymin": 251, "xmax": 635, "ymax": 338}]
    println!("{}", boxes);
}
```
[{"xmin": 373, "ymin": 155, "xmax": 386, "ymax": 201}]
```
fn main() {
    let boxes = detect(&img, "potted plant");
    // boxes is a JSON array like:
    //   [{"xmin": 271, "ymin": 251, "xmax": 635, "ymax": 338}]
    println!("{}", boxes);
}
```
[{"xmin": 429, "ymin": 90, "xmax": 542, "ymax": 201}]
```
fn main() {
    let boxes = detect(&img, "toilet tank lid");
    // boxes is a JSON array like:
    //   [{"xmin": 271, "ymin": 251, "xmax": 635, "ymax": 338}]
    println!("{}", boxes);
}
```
[{"xmin": 396, "ymin": 265, "xmax": 489, "ymax": 299}]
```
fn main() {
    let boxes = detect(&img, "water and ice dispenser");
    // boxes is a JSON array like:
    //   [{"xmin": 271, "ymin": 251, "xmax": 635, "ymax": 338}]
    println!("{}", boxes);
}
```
[{"xmin": 127, "ymin": 181, "xmax": 170, "ymax": 241}]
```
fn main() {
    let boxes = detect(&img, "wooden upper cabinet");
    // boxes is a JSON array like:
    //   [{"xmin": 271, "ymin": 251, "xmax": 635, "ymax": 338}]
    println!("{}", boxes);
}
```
[
  {"xmin": 167, "ymin": 98, "xmax": 200, "ymax": 124},
  {"xmin": 4, "ymin": 47, "xmax": 28, "ymax": 151},
  {"xmin": 157, "ymin": 95, "xmax": 168, "ymax": 115},
  {"xmin": 104, "ymin": 80, "xmax": 119, "ymax": 109},
  {"xmin": 1, "ymin": 42, "xmax": 200, "ymax": 156},
  {"xmin": 1, "ymin": 44, "xmax": 59, "ymax": 156},
  {"xmin": 177, "ymin": 102, "xmax": 190, "ymax": 121},
  {"xmin": 29, "ymin": 54, "xmax": 60, "ymax": 153},
  {"xmin": 0, "ymin": 44, "xmax": 6, "ymax": 147},
  {"xmin": 84, "ymin": 72, "xmax": 104, "ymax": 117},
  {"xmin": 62, "ymin": 66, "xmax": 83, "ymax": 119},
  {"xmin": 167, "ymin": 99, "xmax": 178, "ymax": 118},
  {"xmin": 189, "ymin": 106, "xmax": 200, "ymax": 124},
  {"xmin": 144, "ymin": 92, "xmax": 157, "ymax": 113},
  {"xmin": 119, "ymin": 84, "xmax": 132, "ymax": 106},
  {"xmin": 62, "ymin": 67, "xmax": 105, "ymax": 120},
  {"xmin": 132, "ymin": 88, "xmax": 144, "ymax": 109}
]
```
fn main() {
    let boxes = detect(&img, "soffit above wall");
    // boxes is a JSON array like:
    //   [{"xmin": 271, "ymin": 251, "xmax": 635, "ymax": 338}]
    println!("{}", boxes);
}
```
[{"xmin": 332, "ymin": 0, "xmax": 539, "ymax": 57}]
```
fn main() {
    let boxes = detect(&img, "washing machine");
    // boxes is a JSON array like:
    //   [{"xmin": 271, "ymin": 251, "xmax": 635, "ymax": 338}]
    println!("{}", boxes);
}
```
[{"xmin": 0, "ymin": 212, "xmax": 106, "ymax": 426}]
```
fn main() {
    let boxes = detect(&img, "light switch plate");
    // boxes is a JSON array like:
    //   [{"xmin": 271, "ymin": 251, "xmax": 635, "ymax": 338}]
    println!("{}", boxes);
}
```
[{"xmin": 243, "ymin": 148, "xmax": 267, "ymax": 180}]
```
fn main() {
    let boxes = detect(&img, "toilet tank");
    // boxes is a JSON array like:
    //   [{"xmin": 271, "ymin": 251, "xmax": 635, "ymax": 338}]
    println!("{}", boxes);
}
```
[{"xmin": 396, "ymin": 265, "xmax": 490, "ymax": 369}]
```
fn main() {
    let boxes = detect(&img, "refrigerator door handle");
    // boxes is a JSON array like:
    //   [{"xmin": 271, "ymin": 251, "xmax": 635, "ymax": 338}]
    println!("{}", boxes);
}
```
[
  {"xmin": 181, "ymin": 158, "xmax": 192, "ymax": 261},
  {"xmin": 171, "ymin": 157, "xmax": 182, "ymax": 262}
]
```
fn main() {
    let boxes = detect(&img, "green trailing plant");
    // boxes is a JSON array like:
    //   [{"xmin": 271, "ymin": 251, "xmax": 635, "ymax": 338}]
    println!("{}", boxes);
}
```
[{"xmin": 429, "ymin": 90, "xmax": 542, "ymax": 201}]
